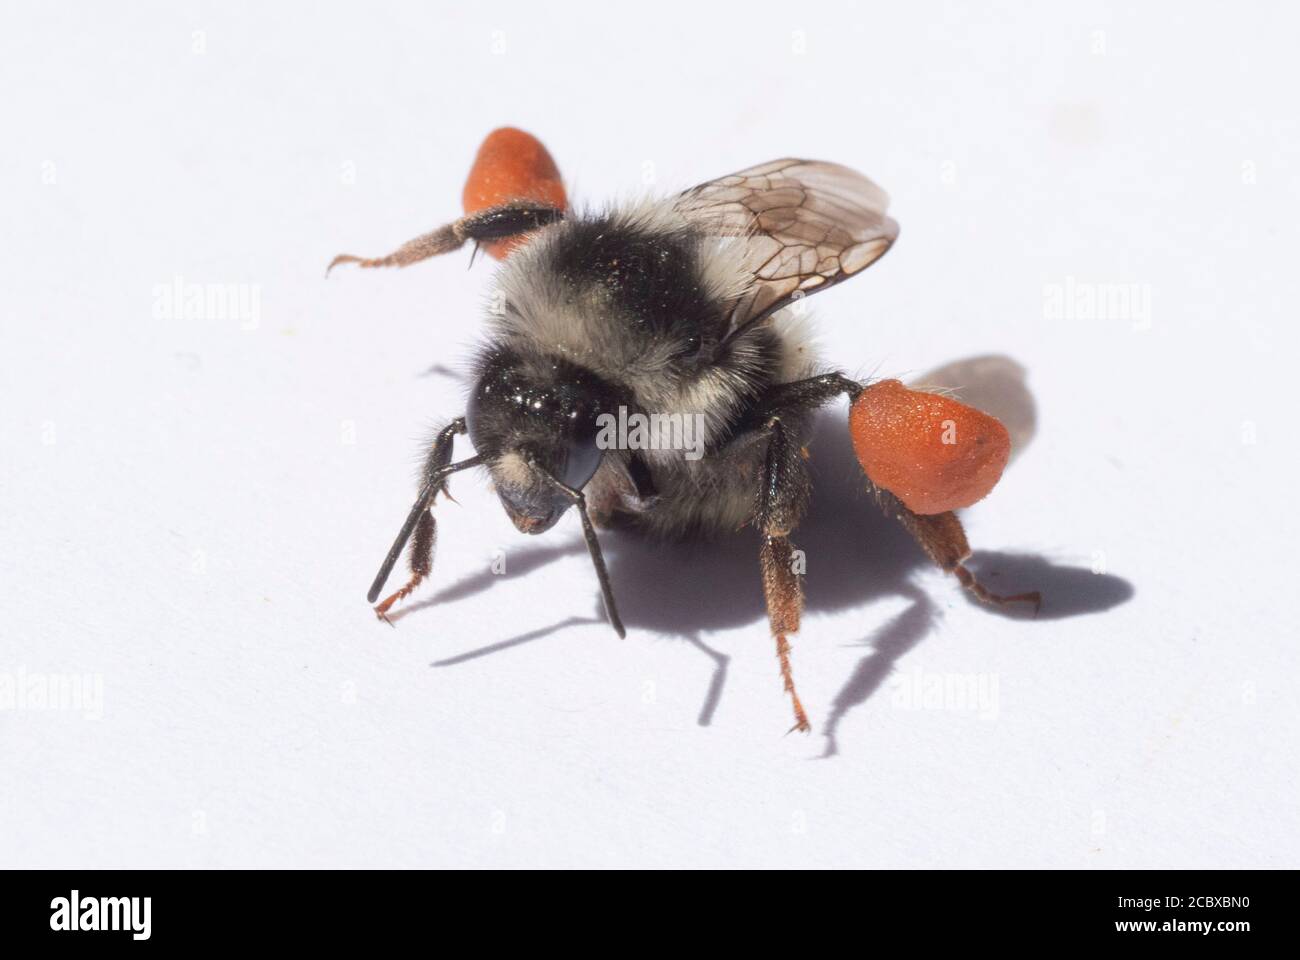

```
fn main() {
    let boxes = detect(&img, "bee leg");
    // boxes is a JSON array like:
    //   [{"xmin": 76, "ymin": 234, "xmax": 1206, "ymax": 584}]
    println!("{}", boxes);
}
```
[
  {"xmin": 328, "ymin": 223, "xmax": 463, "ymax": 273},
  {"xmin": 754, "ymin": 372, "xmax": 864, "ymax": 411},
  {"xmin": 328, "ymin": 202, "xmax": 564, "ymax": 274},
  {"xmin": 368, "ymin": 418, "xmax": 472, "ymax": 621},
  {"xmin": 749, "ymin": 375, "xmax": 1040, "ymax": 613},
  {"xmin": 883, "ymin": 493, "xmax": 1042, "ymax": 613},
  {"xmin": 756, "ymin": 416, "xmax": 814, "ymax": 733},
  {"xmin": 374, "ymin": 509, "xmax": 436, "ymax": 624},
  {"xmin": 761, "ymin": 536, "xmax": 810, "ymax": 733}
]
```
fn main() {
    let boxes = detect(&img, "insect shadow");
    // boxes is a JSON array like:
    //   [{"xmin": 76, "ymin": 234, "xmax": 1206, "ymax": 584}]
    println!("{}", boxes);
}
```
[{"xmin": 411, "ymin": 355, "xmax": 1133, "ymax": 753}]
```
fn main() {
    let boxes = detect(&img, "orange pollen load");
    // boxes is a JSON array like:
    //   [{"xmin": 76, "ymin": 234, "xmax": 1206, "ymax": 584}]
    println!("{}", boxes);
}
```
[
  {"xmin": 848, "ymin": 379, "xmax": 1011, "ymax": 515},
  {"xmin": 461, "ymin": 127, "xmax": 567, "ymax": 260}
]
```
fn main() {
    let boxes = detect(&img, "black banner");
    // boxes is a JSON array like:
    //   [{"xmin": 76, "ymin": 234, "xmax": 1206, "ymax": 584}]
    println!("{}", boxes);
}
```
[{"xmin": 0, "ymin": 869, "xmax": 1286, "ymax": 948}]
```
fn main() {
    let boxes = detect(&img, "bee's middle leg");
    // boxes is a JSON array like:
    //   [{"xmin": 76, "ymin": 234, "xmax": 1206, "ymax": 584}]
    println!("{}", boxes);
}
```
[{"xmin": 755, "ymin": 415, "xmax": 814, "ymax": 733}]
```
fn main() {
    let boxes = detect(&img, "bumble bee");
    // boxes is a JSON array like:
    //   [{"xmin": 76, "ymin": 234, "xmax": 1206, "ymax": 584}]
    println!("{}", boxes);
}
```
[{"xmin": 332, "ymin": 141, "xmax": 1036, "ymax": 732}]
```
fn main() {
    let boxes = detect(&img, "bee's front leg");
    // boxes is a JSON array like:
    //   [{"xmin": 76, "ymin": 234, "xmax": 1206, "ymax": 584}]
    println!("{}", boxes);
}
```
[
  {"xmin": 373, "ymin": 509, "xmax": 435, "ymax": 624},
  {"xmin": 369, "ymin": 418, "xmax": 470, "ymax": 623}
]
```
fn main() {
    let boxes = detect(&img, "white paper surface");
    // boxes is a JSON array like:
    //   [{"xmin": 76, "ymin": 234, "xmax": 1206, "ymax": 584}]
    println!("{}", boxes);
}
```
[{"xmin": 2, "ymin": 1, "xmax": 1296, "ymax": 868}]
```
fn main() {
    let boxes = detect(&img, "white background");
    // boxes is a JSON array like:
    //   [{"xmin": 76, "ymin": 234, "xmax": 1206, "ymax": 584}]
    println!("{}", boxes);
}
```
[{"xmin": 2, "ymin": 1, "xmax": 1297, "ymax": 868}]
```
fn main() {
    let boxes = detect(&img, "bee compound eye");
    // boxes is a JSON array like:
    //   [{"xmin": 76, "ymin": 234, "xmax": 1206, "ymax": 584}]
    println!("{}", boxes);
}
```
[{"xmin": 560, "ymin": 430, "xmax": 602, "ymax": 491}]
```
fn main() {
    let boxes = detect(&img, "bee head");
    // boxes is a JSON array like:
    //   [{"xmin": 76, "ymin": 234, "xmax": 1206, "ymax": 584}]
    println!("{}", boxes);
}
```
[{"xmin": 467, "ymin": 348, "xmax": 617, "ymax": 534}]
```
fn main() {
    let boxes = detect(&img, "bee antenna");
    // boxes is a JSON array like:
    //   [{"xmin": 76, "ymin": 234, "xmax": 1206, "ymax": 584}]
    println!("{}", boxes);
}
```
[
  {"xmin": 366, "ymin": 454, "xmax": 484, "ymax": 603},
  {"xmin": 529, "ymin": 460, "xmax": 626, "ymax": 639}
]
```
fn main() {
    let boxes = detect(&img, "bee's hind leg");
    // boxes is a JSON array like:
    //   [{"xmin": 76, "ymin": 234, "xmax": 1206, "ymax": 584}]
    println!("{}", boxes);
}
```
[
  {"xmin": 755, "ymin": 415, "xmax": 814, "ymax": 733},
  {"xmin": 882, "ymin": 492, "xmax": 1041, "ymax": 613},
  {"xmin": 328, "ymin": 202, "xmax": 564, "ymax": 274},
  {"xmin": 747, "ymin": 373, "xmax": 1040, "ymax": 614}
]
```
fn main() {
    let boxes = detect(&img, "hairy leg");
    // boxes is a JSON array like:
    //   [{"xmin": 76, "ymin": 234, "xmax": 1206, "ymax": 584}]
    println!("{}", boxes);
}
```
[
  {"xmin": 374, "ymin": 509, "xmax": 435, "ymax": 624},
  {"xmin": 755, "ymin": 415, "xmax": 814, "ymax": 733},
  {"xmin": 368, "ymin": 418, "xmax": 475, "ymax": 619},
  {"xmin": 741, "ymin": 372, "xmax": 862, "ymax": 427},
  {"xmin": 883, "ymin": 493, "xmax": 1041, "ymax": 612},
  {"xmin": 751, "ymin": 372, "xmax": 1040, "ymax": 613},
  {"xmin": 329, "ymin": 202, "xmax": 564, "ymax": 273}
]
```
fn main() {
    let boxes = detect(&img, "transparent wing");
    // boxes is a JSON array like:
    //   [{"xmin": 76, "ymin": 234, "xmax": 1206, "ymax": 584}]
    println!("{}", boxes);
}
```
[{"xmin": 673, "ymin": 158, "xmax": 899, "ymax": 335}]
